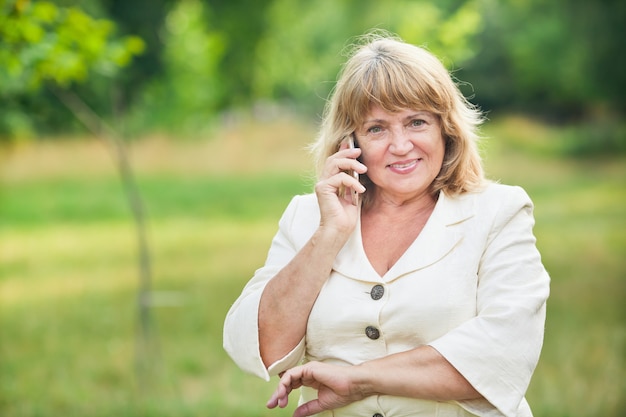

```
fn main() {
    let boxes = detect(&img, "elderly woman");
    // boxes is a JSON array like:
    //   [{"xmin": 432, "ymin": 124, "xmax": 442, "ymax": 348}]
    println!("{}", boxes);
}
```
[{"xmin": 223, "ymin": 34, "xmax": 549, "ymax": 417}]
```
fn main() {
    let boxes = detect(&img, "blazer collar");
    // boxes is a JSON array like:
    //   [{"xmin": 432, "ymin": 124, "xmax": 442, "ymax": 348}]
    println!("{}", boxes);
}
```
[{"xmin": 332, "ymin": 191, "xmax": 476, "ymax": 283}]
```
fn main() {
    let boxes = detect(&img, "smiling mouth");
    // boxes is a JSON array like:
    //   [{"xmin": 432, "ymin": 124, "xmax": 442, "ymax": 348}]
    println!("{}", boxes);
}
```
[{"xmin": 387, "ymin": 159, "xmax": 420, "ymax": 169}]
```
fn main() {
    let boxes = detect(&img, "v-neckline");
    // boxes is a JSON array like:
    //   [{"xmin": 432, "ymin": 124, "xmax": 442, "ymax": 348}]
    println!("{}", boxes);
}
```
[
  {"xmin": 358, "ymin": 193, "xmax": 441, "ymax": 280},
  {"xmin": 330, "ymin": 191, "xmax": 468, "ymax": 284}
]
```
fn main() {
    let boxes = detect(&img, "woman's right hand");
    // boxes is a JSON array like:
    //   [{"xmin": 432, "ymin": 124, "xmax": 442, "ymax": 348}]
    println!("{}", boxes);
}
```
[
  {"xmin": 267, "ymin": 361, "xmax": 366, "ymax": 417},
  {"xmin": 257, "ymin": 143, "xmax": 366, "ymax": 367},
  {"xmin": 314, "ymin": 143, "xmax": 367, "ymax": 237}
]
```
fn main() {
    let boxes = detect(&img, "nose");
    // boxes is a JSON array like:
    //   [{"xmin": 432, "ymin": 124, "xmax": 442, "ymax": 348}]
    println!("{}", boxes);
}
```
[{"xmin": 389, "ymin": 128, "xmax": 414, "ymax": 154}]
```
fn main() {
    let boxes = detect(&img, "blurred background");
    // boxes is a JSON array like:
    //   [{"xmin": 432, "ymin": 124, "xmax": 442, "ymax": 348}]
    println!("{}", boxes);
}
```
[{"xmin": 0, "ymin": 0, "xmax": 624, "ymax": 416}]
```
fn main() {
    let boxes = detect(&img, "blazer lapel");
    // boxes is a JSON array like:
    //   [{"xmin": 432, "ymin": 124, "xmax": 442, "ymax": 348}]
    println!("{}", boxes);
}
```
[
  {"xmin": 332, "ymin": 191, "xmax": 476, "ymax": 283},
  {"xmin": 332, "ymin": 214, "xmax": 382, "ymax": 282},
  {"xmin": 385, "ymin": 191, "xmax": 475, "ymax": 282}
]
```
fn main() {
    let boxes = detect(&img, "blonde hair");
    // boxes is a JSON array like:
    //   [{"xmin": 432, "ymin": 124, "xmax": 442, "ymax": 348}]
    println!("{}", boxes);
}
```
[{"xmin": 311, "ymin": 34, "xmax": 486, "ymax": 202}]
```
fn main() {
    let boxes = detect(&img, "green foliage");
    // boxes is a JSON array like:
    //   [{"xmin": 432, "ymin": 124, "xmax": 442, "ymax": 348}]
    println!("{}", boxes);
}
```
[
  {"xmin": 101, "ymin": 0, "xmax": 175, "ymax": 95},
  {"xmin": 376, "ymin": 0, "xmax": 483, "ymax": 64},
  {"xmin": 127, "ymin": 0, "xmax": 484, "ymax": 125},
  {"xmin": 461, "ymin": 0, "xmax": 626, "ymax": 115},
  {"xmin": 0, "ymin": 0, "xmax": 144, "ymax": 138},
  {"xmin": 0, "ymin": 0, "xmax": 144, "ymax": 93},
  {"xmin": 129, "ymin": 0, "xmax": 226, "ymax": 134},
  {"xmin": 208, "ymin": 0, "xmax": 274, "ymax": 106},
  {"xmin": 2, "ymin": 0, "xmax": 625, "ymax": 152},
  {"xmin": 253, "ymin": 0, "xmax": 484, "ymax": 110}
]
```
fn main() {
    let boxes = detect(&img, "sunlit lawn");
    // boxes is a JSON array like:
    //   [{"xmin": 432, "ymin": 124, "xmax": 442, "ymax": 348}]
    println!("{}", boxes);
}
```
[{"xmin": 1, "ymin": 116, "xmax": 624, "ymax": 416}]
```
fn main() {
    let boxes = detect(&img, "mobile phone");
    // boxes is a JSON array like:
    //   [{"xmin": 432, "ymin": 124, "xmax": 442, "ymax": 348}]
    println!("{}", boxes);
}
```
[{"xmin": 348, "ymin": 134, "xmax": 360, "ymax": 206}]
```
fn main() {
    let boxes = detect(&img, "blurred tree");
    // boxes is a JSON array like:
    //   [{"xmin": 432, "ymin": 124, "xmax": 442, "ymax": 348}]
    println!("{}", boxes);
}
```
[
  {"xmin": 130, "ymin": 0, "xmax": 226, "ymax": 133},
  {"xmin": 567, "ymin": 0, "xmax": 626, "ymax": 114},
  {"xmin": 460, "ymin": 0, "xmax": 626, "ymax": 118},
  {"xmin": 99, "ymin": 0, "xmax": 174, "ymax": 109},
  {"xmin": 207, "ymin": 0, "xmax": 274, "ymax": 108},
  {"xmin": 3, "ymin": 0, "xmax": 623, "ymax": 144},
  {"xmin": 0, "ymin": 0, "xmax": 144, "ymax": 139},
  {"xmin": 0, "ymin": 1, "xmax": 162, "ymax": 379},
  {"xmin": 124, "ymin": 0, "xmax": 274, "ymax": 133},
  {"xmin": 252, "ymin": 0, "xmax": 484, "ymax": 113}
]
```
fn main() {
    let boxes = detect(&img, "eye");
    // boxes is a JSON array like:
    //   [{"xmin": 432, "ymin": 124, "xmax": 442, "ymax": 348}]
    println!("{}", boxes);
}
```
[
  {"xmin": 367, "ymin": 126, "xmax": 382, "ymax": 134},
  {"xmin": 410, "ymin": 119, "xmax": 425, "ymax": 127}
]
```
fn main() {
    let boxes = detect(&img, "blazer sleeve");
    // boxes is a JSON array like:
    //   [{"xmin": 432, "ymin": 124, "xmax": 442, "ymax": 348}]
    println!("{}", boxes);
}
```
[
  {"xmin": 223, "ymin": 195, "xmax": 308, "ymax": 381},
  {"xmin": 429, "ymin": 186, "xmax": 550, "ymax": 417}
]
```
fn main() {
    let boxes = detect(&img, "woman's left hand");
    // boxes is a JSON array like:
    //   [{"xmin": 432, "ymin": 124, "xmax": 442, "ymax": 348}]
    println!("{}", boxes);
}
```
[{"xmin": 266, "ymin": 361, "xmax": 366, "ymax": 417}]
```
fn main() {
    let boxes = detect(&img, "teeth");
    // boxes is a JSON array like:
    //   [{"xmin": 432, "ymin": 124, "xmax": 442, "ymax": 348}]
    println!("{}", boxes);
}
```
[{"xmin": 390, "ymin": 160, "xmax": 416, "ymax": 168}]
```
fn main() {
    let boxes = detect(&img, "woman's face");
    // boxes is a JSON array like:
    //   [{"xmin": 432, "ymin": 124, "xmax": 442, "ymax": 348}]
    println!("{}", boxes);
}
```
[{"xmin": 355, "ymin": 104, "xmax": 445, "ymax": 204}]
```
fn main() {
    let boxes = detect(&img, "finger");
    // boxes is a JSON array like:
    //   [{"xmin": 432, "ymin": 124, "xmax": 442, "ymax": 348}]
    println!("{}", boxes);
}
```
[
  {"xmin": 322, "ymin": 175, "xmax": 366, "ymax": 201},
  {"xmin": 323, "ymin": 171, "xmax": 366, "ymax": 192},
  {"xmin": 335, "ymin": 172, "xmax": 367, "ymax": 197},
  {"xmin": 315, "ymin": 176, "xmax": 365, "ymax": 207},
  {"xmin": 267, "ymin": 387, "xmax": 291, "ymax": 409},
  {"xmin": 266, "ymin": 386, "xmax": 283, "ymax": 409},
  {"xmin": 266, "ymin": 392, "xmax": 279, "ymax": 409},
  {"xmin": 335, "ymin": 146, "xmax": 361, "ymax": 157},
  {"xmin": 322, "ymin": 150, "xmax": 364, "ymax": 176},
  {"xmin": 267, "ymin": 379, "xmax": 291, "ymax": 409},
  {"xmin": 266, "ymin": 376, "xmax": 291, "ymax": 408}
]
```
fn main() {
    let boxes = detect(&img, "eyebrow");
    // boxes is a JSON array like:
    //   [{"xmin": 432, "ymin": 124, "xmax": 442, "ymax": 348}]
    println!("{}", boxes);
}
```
[{"xmin": 362, "ymin": 111, "xmax": 435, "ymax": 125}]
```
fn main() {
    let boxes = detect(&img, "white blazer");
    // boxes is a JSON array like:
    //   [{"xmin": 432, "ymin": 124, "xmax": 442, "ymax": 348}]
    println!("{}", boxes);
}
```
[{"xmin": 224, "ymin": 183, "xmax": 550, "ymax": 417}]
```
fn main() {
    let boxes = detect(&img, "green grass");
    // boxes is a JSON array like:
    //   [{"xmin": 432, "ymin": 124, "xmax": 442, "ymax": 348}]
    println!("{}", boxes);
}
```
[
  {"xmin": 1, "ymin": 116, "xmax": 625, "ymax": 416},
  {"xmin": 0, "ymin": 181, "xmax": 306, "ymax": 416},
  {"xmin": 0, "ymin": 174, "xmax": 309, "ymax": 226}
]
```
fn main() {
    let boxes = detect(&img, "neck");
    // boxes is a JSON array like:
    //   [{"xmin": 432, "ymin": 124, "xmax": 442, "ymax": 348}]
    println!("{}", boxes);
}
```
[{"xmin": 366, "ymin": 189, "xmax": 437, "ymax": 219}]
